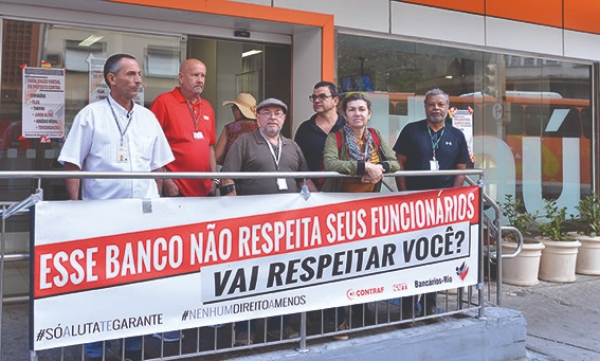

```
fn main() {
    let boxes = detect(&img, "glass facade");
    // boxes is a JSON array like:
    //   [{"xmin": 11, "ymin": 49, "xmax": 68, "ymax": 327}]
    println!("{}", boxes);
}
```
[
  {"xmin": 0, "ymin": 19, "xmax": 292, "ymax": 297},
  {"xmin": 0, "ymin": 19, "xmax": 292, "ymax": 203},
  {"xmin": 336, "ymin": 33, "xmax": 594, "ymax": 217},
  {"xmin": 1, "ymin": 20, "xmax": 184, "ymax": 205},
  {"xmin": 0, "ymin": 18, "xmax": 596, "ymax": 296}
]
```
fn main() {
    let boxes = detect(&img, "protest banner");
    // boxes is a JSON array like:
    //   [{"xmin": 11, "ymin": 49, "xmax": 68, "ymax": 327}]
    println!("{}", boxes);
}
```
[{"xmin": 32, "ymin": 186, "xmax": 480, "ymax": 349}]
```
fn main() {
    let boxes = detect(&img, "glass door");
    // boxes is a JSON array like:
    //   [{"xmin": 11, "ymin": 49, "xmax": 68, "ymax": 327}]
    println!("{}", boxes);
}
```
[{"xmin": 187, "ymin": 37, "xmax": 292, "ymax": 137}]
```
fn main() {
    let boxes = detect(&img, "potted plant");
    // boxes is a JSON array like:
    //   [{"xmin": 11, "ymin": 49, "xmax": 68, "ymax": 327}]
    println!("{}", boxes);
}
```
[
  {"xmin": 571, "ymin": 193, "xmax": 600, "ymax": 275},
  {"xmin": 499, "ymin": 194, "xmax": 544, "ymax": 286},
  {"xmin": 537, "ymin": 199, "xmax": 581, "ymax": 283}
]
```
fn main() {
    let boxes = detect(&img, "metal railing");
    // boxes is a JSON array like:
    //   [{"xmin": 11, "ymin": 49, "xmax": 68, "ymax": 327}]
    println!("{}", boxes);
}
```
[
  {"xmin": 463, "ymin": 177, "xmax": 523, "ymax": 307},
  {"xmin": 0, "ymin": 168, "xmax": 500, "ymax": 361}
]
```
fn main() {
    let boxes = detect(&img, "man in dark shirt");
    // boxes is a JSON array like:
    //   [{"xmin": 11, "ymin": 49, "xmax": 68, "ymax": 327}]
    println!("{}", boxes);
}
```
[
  {"xmin": 393, "ymin": 88, "xmax": 470, "ymax": 316},
  {"xmin": 294, "ymin": 81, "xmax": 345, "ymax": 189}
]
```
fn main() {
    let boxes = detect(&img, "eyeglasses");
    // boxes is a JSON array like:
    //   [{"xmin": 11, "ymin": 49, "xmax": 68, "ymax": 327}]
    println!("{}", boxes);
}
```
[
  {"xmin": 258, "ymin": 110, "xmax": 285, "ymax": 118},
  {"xmin": 308, "ymin": 93, "xmax": 333, "ymax": 102}
]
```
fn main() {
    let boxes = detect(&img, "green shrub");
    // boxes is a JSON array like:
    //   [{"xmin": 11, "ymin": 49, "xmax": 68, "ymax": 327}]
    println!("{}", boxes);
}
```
[
  {"xmin": 499, "ymin": 194, "xmax": 538, "ymax": 241},
  {"xmin": 538, "ymin": 199, "xmax": 570, "ymax": 241},
  {"xmin": 573, "ymin": 192, "xmax": 600, "ymax": 237}
]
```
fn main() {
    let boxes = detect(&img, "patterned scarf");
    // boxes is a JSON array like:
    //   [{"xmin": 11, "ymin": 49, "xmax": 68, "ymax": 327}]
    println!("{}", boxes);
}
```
[{"xmin": 344, "ymin": 125, "xmax": 373, "ymax": 161}]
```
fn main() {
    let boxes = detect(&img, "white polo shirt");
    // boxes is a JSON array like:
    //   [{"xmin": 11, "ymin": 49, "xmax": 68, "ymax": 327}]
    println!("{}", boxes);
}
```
[{"xmin": 58, "ymin": 95, "xmax": 174, "ymax": 200}]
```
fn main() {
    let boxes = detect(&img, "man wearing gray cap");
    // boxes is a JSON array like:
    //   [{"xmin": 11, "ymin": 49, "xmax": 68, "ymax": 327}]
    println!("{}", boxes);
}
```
[
  {"xmin": 220, "ymin": 98, "xmax": 317, "ymax": 196},
  {"xmin": 220, "ymin": 98, "xmax": 317, "ymax": 345}
]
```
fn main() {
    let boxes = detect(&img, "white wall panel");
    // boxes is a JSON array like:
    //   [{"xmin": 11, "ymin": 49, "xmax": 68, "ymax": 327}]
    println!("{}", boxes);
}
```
[
  {"xmin": 486, "ymin": 17, "xmax": 562, "ymax": 56},
  {"xmin": 272, "ymin": 0, "xmax": 389, "ymax": 33},
  {"xmin": 391, "ymin": 2, "xmax": 484, "ymax": 46},
  {"xmin": 564, "ymin": 30, "xmax": 600, "ymax": 62}
]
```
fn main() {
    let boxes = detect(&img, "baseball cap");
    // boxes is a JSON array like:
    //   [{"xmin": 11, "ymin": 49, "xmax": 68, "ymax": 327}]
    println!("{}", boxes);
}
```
[
  {"xmin": 222, "ymin": 93, "xmax": 257, "ymax": 120},
  {"xmin": 256, "ymin": 98, "xmax": 288, "ymax": 114}
]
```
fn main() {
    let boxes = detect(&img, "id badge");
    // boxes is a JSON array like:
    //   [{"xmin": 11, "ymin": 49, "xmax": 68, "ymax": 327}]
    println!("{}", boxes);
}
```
[
  {"xmin": 429, "ymin": 160, "xmax": 439, "ymax": 170},
  {"xmin": 193, "ymin": 131, "xmax": 204, "ymax": 139},
  {"xmin": 118, "ymin": 145, "xmax": 129, "ymax": 163},
  {"xmin": 277, "ymin": 178, "xmax": 288, "ymax": 190}
]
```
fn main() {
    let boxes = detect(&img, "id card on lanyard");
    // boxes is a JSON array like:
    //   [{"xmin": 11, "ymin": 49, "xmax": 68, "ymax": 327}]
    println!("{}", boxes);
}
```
[
  {"xmin": 107, "ymin": 97, "xmax": 133, "ymax": 164},
  {"xmin": 183, "ymin": 89, "xmax": 204, "ymax": 140},
  {"xmin": 260, "ymin": 131, "xmax": 287, "ymax": 190},
  {"xmin": 428, "ymin": 126, "xmax": 444, "ymax": 171}
]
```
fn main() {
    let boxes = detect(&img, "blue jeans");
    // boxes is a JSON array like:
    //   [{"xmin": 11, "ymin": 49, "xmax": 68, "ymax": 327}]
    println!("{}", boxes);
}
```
[
  {"xmin": 419, "ymin": 292, "xmax": 437, "ymax": 314},
  {"xmin": 84, "ymin": 337, "xmax": 141, "ymax": 358},
  {"xmin": 400, "ymin": 295, "xmax": 420, "ymax": 315},
  {"xmin": 401, "ymin": 293, "xmax": 435, "ymax": 316}
]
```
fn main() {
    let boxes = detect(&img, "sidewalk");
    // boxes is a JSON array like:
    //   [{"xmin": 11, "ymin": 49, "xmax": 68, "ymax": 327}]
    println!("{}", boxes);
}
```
[
  {"xmin": 1, "ymin": 275, "xmax": 598, "ymax": 361},
  {"xmin": 500, "ymin": 274, "xmax": 600, "ymax": 361}
]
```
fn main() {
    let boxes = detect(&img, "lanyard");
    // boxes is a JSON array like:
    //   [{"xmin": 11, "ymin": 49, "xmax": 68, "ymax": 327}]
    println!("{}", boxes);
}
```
[
  {"xmin": 427, "ymin": 126, "xmax": 445, "ymax": 160},
  {"xmin": 180, "ymin": 88, "xmax": 201, "ymax": 132},
  {"xmin": 260, "ymin": 131, "xmax": 282, "ymax": 170},
  {"xmin": 107, "ymin": 97, "xmax": 133, "ymax": 145}
]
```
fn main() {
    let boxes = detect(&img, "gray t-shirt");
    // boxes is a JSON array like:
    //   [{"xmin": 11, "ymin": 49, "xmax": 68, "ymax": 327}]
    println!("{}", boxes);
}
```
[{"xmin": 221, "ymin": 130, "xmax": 309, "ymax": 195}]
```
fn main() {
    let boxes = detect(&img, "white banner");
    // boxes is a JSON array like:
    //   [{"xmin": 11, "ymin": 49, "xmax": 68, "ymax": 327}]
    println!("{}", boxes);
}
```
[{"xmin": 32, "ymin": 187, "xmax": 480, "ymax": 350}]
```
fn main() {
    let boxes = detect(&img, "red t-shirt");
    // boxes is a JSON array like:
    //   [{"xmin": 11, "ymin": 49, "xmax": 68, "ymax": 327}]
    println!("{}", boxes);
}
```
[{"xmin": 150, "ymin": 87, "xmax": 216, "ymax": 196}]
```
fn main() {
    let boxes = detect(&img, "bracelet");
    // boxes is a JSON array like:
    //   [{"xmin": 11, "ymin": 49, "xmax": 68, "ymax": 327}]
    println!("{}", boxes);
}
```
[
  {"xmin": 213, "ymin": 178, "xmax": 221, "ymax": 187},
  {"xmin": 220, "ymin": 184, "xmax": 235, "ymax": 195}
]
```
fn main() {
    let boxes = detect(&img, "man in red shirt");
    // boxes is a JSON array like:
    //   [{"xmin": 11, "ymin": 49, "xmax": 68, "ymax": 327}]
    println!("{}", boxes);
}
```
[{"xmin": 151, "ymin": 58, "xmax": 217, "ymax": 197}]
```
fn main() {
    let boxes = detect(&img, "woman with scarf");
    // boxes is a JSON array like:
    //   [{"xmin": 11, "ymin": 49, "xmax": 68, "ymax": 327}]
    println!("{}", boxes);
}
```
[
  {"xmin": 322, "ymin": 92, "xmax": 400, "ymax": 192},
  {"xmin": 320, "ymin": 93, "xmax": 400, "ymax": 340}
]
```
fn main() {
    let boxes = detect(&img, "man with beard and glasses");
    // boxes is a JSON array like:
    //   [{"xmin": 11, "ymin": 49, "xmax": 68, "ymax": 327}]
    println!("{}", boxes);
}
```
[
  {"xmin": 220, "ymin": 98, "xmax": 317, "ymax": 196},
  {"xmin": 392, "ymin": 88, "xmax": 470, "ymax": 318},
  {"xmin": 220, "ymin": 98, "xmax": 317, "ymax": 346}
]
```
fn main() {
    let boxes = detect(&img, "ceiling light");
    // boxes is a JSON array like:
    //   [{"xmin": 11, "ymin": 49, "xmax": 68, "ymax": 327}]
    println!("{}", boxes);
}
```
[
  {"xmin": 242, "ymin": 49, "xmax": 262, "ymax": 58},
  {"xmin": 78, "ymin": 35, "xmax": 104, "ymax": 47}
]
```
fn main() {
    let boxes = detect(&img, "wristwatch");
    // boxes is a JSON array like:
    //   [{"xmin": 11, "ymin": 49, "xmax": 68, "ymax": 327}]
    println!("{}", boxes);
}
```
[
  {"xmin": 213, "ymin": 178, "xmax": 221, "ymax": 187},
  {"xmin": 220, "ymin": 183, "xmax": 236, "ymax": 195}
]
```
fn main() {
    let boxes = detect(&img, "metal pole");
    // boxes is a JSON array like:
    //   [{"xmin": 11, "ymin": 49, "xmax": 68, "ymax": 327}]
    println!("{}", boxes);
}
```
[
  {"xmin": 477, "ymin": 178, "xmax": 486, "ymax": 319},
  {"xmin": 296, "ymin": 312, "xmax": 308, "ymax": 353},
  {"xmin": 0, "ymin": 205, "xmax": 5, "ymax": 359},
  {"xmin": 494, "ymin": 205, "xmax": 503, "ymax": 306}
]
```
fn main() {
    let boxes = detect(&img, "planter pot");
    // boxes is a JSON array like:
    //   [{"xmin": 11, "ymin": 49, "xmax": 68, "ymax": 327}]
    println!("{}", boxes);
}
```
[
  {"xmin": 538, "ymin": 236, "xmax": 581, "ymax": 283},
  {"xmin": 501, "ymin": 238, "xmax": 545, "ymax": 286},
  {"xmin": 573, "ymin": 234, "xmax": 600, "ymax": 275}
]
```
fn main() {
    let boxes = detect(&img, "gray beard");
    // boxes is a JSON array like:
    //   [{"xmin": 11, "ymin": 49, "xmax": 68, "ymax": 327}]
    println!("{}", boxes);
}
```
[
  {"xmin": 427, "ymin": 114, "xmax": 445, "ymax": 123},
  {"xmin": 260, "ymin": 127, "xmax": 280, "ymax": 138}
]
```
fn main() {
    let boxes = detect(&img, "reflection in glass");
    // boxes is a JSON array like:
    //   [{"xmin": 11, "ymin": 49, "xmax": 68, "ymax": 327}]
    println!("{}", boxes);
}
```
[{"xmin": 337, "ymin": 33, "xmax": 593, "ymax": 217}]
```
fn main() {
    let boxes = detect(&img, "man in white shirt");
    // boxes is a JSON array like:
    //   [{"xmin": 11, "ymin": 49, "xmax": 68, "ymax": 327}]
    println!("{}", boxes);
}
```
[
  {"xmin": 59, "ymin": 53, "xmax": 174, "ymax": 201},
  {"xmin": 57, "ymin": 53, "xmax": 174, "ymax": 361}
]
